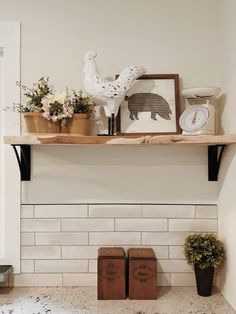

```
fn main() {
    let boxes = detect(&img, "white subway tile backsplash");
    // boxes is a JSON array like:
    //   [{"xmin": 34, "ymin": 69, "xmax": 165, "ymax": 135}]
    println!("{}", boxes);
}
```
[
  {"xmin": 21, "ymin": 219, "xmax": 60, "ymax": 232},
  {"xmin": 170, "ymin": 273, "xmax": 195, "ymax": 286},
  {"xmin": 89, "ymin": 260, "xmax": 97, "ymax": 273},
  {"xmin": 21, "ymin": 246, "xmax": 61, "ymax": 259},
  {"xmin": 115, "ymin": 219, "xmax": 167, "ymax": 231},
  {"xmin": 62, "ymin": 246, "xmax": 99, "ymax": 259},
  {"xmin": 21, "ymin": 233, "xmax": 35, "ymax": 246},
  {"xmin": 14, "ymin": 274, "xmax": 62, "ymax": 287},
  {"xmin": 150, "ymin": 246, "xmax": 169, "ymax": 259},
  {"xmin": 35, "ymin": 232, "xmax": 88, "ymax": 245},
  {"xmin": 169, "ymin": 219, "xmax": 217, "ymax": 232},
  {"xmin": 142, "ymin": 232, "xmax": 189, "ymax": 245},
  {"xmin": 21, "ymin": 205, "xmax": 34, "ymax": 218},
  {"xmin": 63, "ymin": 274, "xmax": 97, "ymax": 286},
  {"xmin": 21, "ymin": 260, "xmax": 34, "ymax": 273},
  {"xmin": 35, "ymin": 260, "xmax": 88, "ymax": 273},
  {"xmin": 89, "ymin": 204, "xmax": 141, "ymax": 218},
  {"xmin": 35, "ymin": 205, "xmax": 87, "ymax": 218},
  {"xmin": 158, "ymin": 260, "xmax": 192, "ymax": 273},
  {"xmin": 142, "ymin": 205, "xmax": 195, "ymax": 218},
  {"xmin": 169, "ymin": 246, "xmax": 185, "ymax": 259},
  {"xmin": 172, "ymin": 270, "xmax": 219, "ymax": 287},
  {"xmin": 158, "ymin": 273, "xmax": 170, "ymax": 286},
  {"xmin": 61, "ymin": 219, "xmax": 114, "ymax": 232},
  {"xmin": 19, "ymin": 203, "xmax": 218, "ymax": 287},
  {"xmin": 89, "ymin": 232, "xmax": 141, "ymax": 245},
  {"xmin": 196, "ymin": 205, "xmax": 218, "ymax": 219}
]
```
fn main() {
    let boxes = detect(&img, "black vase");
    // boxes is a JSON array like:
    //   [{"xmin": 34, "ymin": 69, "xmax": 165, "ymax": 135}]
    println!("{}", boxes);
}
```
[{"xmin": 194, "ymin": 266, "xmax": 214, "ymax": 297}]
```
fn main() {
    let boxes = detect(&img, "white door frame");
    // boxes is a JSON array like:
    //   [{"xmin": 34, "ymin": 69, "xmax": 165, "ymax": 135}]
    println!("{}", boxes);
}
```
[{"xmin": 0, "ymin": 22, "xmax": 21, "ymax": 272}]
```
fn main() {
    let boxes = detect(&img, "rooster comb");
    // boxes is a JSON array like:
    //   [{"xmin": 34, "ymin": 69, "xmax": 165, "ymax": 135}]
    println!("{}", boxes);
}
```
[{"xmin": 84, "ymin": 51, "xmax": 97, "ymax": 60}]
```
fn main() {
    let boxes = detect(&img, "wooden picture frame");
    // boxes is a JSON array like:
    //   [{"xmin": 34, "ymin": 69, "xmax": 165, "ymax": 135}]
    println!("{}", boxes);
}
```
[{"xmin": 116, "ymin": 74, "xmax": 181, "ymax": 135}]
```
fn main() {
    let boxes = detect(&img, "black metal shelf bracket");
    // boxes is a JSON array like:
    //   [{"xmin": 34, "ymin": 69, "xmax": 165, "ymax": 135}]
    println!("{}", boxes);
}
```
[
  {"xmin": 208, "ymin": 145, "xmax": 226, "ymax": 181},
  {"xmin": 9, "ymin": 143, "xmax": 226, "ymax": 182},
  {"xmin": 12, "ymin": 145, "xmax": 31, "ymax": 181}
]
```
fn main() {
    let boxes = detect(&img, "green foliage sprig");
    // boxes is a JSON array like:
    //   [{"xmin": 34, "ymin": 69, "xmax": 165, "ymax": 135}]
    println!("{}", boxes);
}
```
[
  {"xmin": 184, "ymin": 233, "xmax": 224, "ymax": 269},
  {"xmin": 71, "ymin": 90, "xmax": 95, "ymax": 114},
  {"xmin": 16, "ymin": 77, "xmax": 53, "ymax": 112}
]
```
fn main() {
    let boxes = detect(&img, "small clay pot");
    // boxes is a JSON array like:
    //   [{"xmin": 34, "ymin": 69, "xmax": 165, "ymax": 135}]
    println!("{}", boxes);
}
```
[
  {"xmin": 24, "ymin": 112, "xmax": 61, "ymax": 133},
  {"xmin": 61, "ymin": 113, "xmax": 90, "ymax": 135}
]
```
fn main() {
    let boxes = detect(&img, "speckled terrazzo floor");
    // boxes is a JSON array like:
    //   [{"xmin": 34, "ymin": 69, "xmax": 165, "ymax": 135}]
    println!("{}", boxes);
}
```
[{"xmin": 0, "ymin": 287, "xmax": 235, "ymax": 314}]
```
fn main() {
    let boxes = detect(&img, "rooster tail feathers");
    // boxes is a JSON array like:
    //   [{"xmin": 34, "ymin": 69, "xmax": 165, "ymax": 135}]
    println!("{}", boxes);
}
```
[
  {"xmin": 118, "ymin": 65, "xmax": 146, "ymax": 82},
  {"xmin": 130, "ymin": 64, "xmax": 146, "ymax": 76},
  {"xmin": 116, "ymin": 65, "xmax": 146, "ymax": 90}
]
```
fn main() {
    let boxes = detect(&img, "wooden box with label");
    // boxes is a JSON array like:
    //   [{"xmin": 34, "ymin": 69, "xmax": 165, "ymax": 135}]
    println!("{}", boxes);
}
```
[
  {"xmin": 128, "ymin": 248, "xmax": 157, "ymax": 300},
  {"xmin": 97, "ymin": 247, "xmax": 126, "ymax": 300}
]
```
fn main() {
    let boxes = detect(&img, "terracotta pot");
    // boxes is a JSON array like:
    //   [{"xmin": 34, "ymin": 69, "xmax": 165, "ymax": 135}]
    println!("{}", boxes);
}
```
[
  {"xmin": 24, "ymin": 112, "xmax": 61, "ymax": 133},
  {"xmin": 61, "ymin": 113, "xmax": 90, "ymax": 135}
]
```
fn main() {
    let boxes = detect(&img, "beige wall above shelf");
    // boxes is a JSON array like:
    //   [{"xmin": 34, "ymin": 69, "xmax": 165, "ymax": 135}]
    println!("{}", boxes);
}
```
[{"xmin": 4, "ymin": 134, "xmax": 236, "ymax": 146}]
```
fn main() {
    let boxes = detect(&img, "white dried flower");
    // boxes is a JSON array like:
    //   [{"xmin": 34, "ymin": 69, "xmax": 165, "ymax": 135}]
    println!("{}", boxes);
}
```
[{"xmin": 42, "ymin": 92, "xmax": 74, "ymax": 122}]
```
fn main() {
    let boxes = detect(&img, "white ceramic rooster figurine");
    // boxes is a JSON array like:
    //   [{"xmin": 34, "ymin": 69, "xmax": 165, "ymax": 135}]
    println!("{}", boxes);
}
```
[{"xmin": 83, "ymin": 51, "xmax": 146, "ymax": 135}]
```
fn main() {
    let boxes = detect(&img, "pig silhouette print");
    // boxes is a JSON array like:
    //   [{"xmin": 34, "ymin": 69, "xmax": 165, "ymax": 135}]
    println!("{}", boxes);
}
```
[{"xmin": 125, "ymin": 93, "xmax": 172, "ymax": 121}]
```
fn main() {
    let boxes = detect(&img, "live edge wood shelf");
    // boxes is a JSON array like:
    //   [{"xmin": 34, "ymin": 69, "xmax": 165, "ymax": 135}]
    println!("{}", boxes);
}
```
[{"xmin": 4, "ymin": 134, "xmax": 236, "ymax": 182}]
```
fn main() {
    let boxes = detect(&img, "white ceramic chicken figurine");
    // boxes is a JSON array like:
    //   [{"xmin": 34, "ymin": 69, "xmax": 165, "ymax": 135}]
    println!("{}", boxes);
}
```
[{"xmin": 83, "ymin": 51, "xmax": 146, "ymax": 125}]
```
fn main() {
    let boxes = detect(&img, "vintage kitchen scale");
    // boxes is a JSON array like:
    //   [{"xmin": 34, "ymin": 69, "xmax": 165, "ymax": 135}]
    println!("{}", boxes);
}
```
[{"xmin": 179, "ymin": 86, "xmax": 221, "ymax": 135}]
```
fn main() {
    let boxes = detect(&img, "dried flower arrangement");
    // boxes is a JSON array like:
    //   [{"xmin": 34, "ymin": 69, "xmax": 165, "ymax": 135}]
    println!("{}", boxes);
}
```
[
  {"xmin": 16, "ymin": 77, "xmax": 53, "ymax": 112},
  {"xmin": 8, "ymin": 77, "xmax": 95, "ymax": 134},
  {"xmin": 42, "ymin": 92, "xmax": 73, "ymax": 126}
]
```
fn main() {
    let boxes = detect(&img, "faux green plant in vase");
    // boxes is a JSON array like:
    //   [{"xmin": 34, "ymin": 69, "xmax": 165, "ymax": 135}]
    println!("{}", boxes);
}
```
[
  {"xmin": 62, "ymin": 90, "xmax": 95, "ymax": 135},
  {"xmin": 16, "ymin": 76, "xmax": 52, "ymax": 113},
  {"xmin": 15, "ymin": 77, "xmax": 61, "ymax": 133},
  {"xmin": 184, "ymin": 233, "xmax": 224, "ymax": 297}
]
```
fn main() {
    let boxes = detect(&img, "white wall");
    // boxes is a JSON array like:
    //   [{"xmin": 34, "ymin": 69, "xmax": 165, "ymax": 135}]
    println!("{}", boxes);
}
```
[
  {"xmin": 0, "ymin": 0, "xmax": 222, "ymax": 204},
  {"xmin": 0, "ymin": 0, "xmax": 221, "ymax": 88},
  {"xmin": 218, "ymin": 0, "xmax": 236, "ymax": 310}
]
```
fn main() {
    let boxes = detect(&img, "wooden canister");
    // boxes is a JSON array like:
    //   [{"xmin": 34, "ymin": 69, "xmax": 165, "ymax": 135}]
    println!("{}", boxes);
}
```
[
  {"xmin": 97, "ymin": 247, "xmax": 126, "ymax": 300},
  {"xmin": 128, "ymin": 248, "xmax": 157, "ymax": 300}
]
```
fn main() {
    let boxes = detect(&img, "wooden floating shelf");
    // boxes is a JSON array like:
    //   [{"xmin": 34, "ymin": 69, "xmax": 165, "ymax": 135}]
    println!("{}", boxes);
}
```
[
  {"xmin": 4, "ymin": 134, "xmax": 236, "ymax": 182},
  {"xmin": 4, "ymin": 134, "xmax": 236, "ymax": 145}
]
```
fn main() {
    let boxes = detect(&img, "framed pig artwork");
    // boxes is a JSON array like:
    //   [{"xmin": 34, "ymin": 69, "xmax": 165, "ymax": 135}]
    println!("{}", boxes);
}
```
[{"xmin": 116, "ymin": 74, "xmax": 181, "ymax": 135}]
